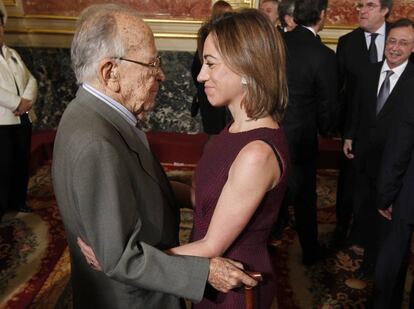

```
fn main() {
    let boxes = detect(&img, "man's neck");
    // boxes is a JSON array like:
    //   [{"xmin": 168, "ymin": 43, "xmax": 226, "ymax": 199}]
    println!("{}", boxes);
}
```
[
  {"xmin": 362, "ymin": 21, "xmax": 386, "ymax": 34},
  {"xmin": 303, "ymin": 25, "xmax": 318, "ymax": 36}
]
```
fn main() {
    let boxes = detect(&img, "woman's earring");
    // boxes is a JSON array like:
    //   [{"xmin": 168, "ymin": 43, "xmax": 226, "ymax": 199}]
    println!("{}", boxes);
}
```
[{"xmin": 241, "ymin": 77, "xmax": 247, "ymax": 85}]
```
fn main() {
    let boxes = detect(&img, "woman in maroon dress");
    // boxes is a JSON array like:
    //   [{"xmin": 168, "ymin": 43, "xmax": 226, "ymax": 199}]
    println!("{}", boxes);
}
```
[{"xmin": 168, "ymin": 9, "xmax": 290, "ymax": 308}]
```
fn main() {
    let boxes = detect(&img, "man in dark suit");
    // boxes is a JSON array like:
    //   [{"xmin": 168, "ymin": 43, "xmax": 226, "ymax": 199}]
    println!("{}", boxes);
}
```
[
  {"xmin": 373, "ymin": 20, "xmax": 414, "ymax": 309},
  {"xmin": 52, "ymin": 4, "xmax": 257, "ymax": 308},
  {"xmin": 344, "ymin": 18, "xmax": 414, "ymax": 277},
  {"xmin": 334, "ymin": 0, "xmax": 392, "ymax": 244},
  {"xmin": 282, "ymin": 0, "xmax": 338, "ymax": 265}
]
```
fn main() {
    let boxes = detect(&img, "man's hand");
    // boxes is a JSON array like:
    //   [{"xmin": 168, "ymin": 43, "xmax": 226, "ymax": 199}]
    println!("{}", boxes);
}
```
[
  {"xmin": 77, "ymin": 237, "xmax": 102, "ymax": 271},
  {"xmin": 378, "ymin": 205, "xmax": 393, "ymax": 220},
  {"xmin": 14, "ymin": 98, "xmax": 32, "ymax": 116},
  {"xmin": 343, "ymin": 139, "xmax": 354, "ymax": 159},
  {"xmin": 208, "ymin": 257, "xmax": 258, "ymax": 293}
]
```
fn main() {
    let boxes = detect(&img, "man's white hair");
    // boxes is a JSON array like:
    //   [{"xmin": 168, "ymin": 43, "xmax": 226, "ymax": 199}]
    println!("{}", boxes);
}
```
[{"xmin": 71, "ymin": 3, "xmax": 142, "ymax": 84}]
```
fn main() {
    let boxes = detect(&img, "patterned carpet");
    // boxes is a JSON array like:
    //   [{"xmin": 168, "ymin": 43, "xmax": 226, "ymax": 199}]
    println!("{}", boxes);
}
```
[{"xmin": 1, "ymin": 166, "xmax": 413, "ymax": 308}]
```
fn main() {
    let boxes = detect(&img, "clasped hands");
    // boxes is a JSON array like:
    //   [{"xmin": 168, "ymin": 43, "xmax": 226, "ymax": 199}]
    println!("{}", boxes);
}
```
[
  {"xmin": 14, "ymin": 98, "xmax": 32, "ymax": 116},
  {"xmin": 77, "ymin": 237, "xmax": 258, "ymax": 293}
]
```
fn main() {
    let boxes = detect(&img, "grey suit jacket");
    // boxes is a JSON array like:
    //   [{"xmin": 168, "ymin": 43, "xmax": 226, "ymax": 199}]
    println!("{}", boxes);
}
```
[{"xmin": 52, "ymin": 87, "xmax": 209, "ymax": 308}]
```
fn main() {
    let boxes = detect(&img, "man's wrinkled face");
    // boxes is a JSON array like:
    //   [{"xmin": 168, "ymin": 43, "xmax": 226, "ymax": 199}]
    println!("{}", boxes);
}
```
[
  {"xmin": 116, "ymin": 15, "xmax": 165, "ymax": 119},
  {"xmin": 385, "ymin": 26, "xmax": 414, "ymax": 69}
]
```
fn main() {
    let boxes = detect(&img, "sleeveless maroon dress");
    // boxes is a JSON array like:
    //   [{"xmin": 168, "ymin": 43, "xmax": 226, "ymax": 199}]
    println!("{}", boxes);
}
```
[{"xmin": 191, "ymin": 124, "xmax": 289, "ymax": 308}]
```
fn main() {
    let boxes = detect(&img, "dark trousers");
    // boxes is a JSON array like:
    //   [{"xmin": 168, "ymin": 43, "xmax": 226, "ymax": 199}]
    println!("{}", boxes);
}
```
[
  {"xmin": 335, "ymin": 155, "xmax": 356, "ymax": 234},
  {"xmin": 351, "ymin": 172, "xmax": 390, "ymax": 266},
  {"xmin": 290, "ymin": 159, "xmax": 319, "ymax": 258},
  {"xmin": 374, "ymin": 219, "xmax": 413, "ymax": 309},
  {"xmin": 0, "ymin": 115, "xmax": 32, "ymax": 215}
]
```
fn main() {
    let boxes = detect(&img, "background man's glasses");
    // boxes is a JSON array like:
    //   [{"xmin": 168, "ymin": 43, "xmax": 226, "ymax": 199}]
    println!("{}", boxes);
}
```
[{"xmin": 386, "ymin": 38, "xmax": 414, "ymax": 48}]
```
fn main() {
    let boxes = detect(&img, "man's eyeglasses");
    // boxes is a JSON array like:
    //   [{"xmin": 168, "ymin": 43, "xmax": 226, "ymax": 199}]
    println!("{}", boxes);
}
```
[
  {"xmin": 386, "ymin": 38, "xmax": 414, "ymax": 48},
  {"xmin": 117, "ymin": 56, "xmax": 162, "ymax": 72},
  {"xmin": 355, "ymin": 2, "xmax": 380, "ymax": 11}
]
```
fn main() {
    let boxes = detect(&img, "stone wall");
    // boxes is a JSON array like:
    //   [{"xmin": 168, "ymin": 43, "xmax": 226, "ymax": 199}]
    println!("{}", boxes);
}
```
[{"xmin": 16, "ymin": 47, "xmax": 202, "ymax": 133}]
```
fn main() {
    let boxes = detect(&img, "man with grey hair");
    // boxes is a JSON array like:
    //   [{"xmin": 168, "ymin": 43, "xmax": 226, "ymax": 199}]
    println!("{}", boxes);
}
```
[
  {"xmin": 278, "ymin": 0, "xmax": 297, "ymax": 32},
  {"xmin": 52, "ymin": 4, "xmax": 257, "ymax": 308}
]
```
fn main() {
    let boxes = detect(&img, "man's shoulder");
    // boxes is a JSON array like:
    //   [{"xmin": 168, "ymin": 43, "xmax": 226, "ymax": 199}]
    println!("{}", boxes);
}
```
[
  {"xmin": 57, "ymin": 92, "xmax": 115, "ymax": 146},
  {"xmin": 338, "ymin": 27, "xmax": 363, "ymax": 46}
]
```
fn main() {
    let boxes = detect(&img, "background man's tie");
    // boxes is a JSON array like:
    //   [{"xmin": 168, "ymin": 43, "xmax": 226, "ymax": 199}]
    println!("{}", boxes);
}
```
[
  {"xmin": 376, "ymin": 70, "xmax": 394, "ymax": 115},
  {"xmin": 369, "ymin": 33, "xmax": 379, "ymax": 63}
]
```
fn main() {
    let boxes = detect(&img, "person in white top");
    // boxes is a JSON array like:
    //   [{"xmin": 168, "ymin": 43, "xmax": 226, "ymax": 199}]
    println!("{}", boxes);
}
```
[{"xmin": 0, "ymin": 5, "xmax": 38, "ymax": 219}]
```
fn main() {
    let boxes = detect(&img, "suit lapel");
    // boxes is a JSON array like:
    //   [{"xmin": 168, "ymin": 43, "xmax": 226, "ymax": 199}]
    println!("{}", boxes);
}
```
[
  {"xmin": 356, "ymin": 28, "xmax": 370, "ymax": 62},
  {"xmin": 76, "ymin": 88, "xmax": 175, "ymax": 205},
  {"xmin": 366, "ymin": 64, "xmax": 382, "ymax": 121},
  {"xmin": 377, "ymin": 62, "xmax": 414, "ymax": 119}
]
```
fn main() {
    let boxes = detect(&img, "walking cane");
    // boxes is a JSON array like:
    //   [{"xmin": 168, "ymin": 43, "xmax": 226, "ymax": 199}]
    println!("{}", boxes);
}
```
[{"xmin": 244, "ymin": 271, "xmax": 263, "ymax": 309}]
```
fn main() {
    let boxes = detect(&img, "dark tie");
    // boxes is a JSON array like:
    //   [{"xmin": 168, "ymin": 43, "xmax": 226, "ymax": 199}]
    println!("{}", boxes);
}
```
[
  {"xmin": 376, "ymin": 70, "xmax": 394, "ymax": 115},
  {"xmin": 369, "ymin": 33, "xmax": 379, "ymax": 63}
]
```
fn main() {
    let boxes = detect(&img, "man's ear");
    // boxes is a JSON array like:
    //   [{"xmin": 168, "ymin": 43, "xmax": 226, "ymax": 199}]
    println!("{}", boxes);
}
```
[
  {"xmin": 98, "ymin": 59, "xmax": 120, "ymax": 92},
  {"xmin": 380, "ymin": 7, "xmax": 389, "ymax": 18},
  {"xmin": 319, "ymin": 9, "xmax": 326, "ymax": 21}
]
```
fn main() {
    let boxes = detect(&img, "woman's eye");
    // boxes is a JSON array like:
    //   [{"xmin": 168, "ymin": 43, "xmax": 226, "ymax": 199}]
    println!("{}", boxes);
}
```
[{"xmin": 206, "ymin": 62, "xmax": 214, "ymax": 68}]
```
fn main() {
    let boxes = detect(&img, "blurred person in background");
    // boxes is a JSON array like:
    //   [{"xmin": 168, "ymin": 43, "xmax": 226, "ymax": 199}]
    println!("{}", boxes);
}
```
[
  {"xmin": 281, "ymin": 0, "xmax": 338, "ymax": 265},
  {"xmin": 260, "ymin": 0, "xmax": 280, "ymax": 28},
  {"xmin": 278, "ymin": 0, "xmax": 297, "ymax": 32},
  {"xmin": 191, "ymin": 0, "xmax": 232, "ymax": 136},
  {"xmin": 0, "ymin": 3, "xmax": 37, "ymax": 221}
]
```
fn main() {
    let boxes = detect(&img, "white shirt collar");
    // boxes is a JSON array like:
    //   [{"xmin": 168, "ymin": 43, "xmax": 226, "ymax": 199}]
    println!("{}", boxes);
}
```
[
  {"xmin": 82, "ymin": 83, "xmax": 138, "ymax": 127},
  {"xmin": 303, "ymin": 25, "xmax": 317, "ymax": 36},
  {"xmin": 364, "ymin": 22, "xmax": 386, "ymax": 38},
  {"xmin": 381, "ymin": 59, "xmax": 408, "ymax": 77}
]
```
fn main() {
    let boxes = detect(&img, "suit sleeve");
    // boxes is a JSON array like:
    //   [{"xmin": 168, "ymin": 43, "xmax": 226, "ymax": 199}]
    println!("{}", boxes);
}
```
[
  {"xmin": 0, "ymin": 49, "xmax": 38, "ymax": 110},
  {"xmin": 343, "ymin": 73, "xmax": 363, "ymax": 140},
  {"xmin": 377, "ymin": 87, "xmax": 414, "ymax": 209},
  {"xmin": 336, "ymin": 37, "xmax": 349, "ymax": 134},
  {"xmin": 72, "ymin": 140, "xmax": 209, "ymax": 302},
  {"xmin": 315, "ymin": 48, "xmax": 338, "ymax": 135},
  {"xmin": 14, "ymin": 50, "xmax": 38, "ymax": 103}
]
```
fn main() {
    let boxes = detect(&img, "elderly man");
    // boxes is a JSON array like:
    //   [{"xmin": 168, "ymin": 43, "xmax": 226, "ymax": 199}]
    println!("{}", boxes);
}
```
[
  {"xmin": 0, "ymin": 3, "xmax": 37, "ymax": 220},
  {"xmin": 344, "ymin": 18, "xmax": 414, "ymax": 278},
  {"xmin": 52, "ymin": 4, "xmax": 257, "ymax": 308},
  {"xmin": 281, "ymin": 0, "xmax": 338, "ymax": 265},
  {"xmin": 334, "ymin": 0, "xmax": 393, "ymax": 245},
  {"xmin": 260, "ymin": 0, "xmax": 279, "ymax": 27}
]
